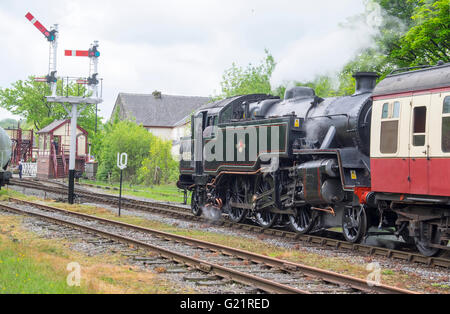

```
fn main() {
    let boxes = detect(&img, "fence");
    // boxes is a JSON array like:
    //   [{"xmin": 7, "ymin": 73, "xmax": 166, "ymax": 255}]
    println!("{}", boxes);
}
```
[{"xmin": 22, "ymin": 162, "xmax": 37, "ymax": 177}]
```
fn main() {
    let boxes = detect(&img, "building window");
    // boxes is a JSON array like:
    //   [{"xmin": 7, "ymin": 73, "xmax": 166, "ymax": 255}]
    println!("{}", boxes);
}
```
[
  {"xmin": 413, "ymin": 106, "xmax": 427, "ymax": 146},
  {"xmin": 443, "ymin": 96, "xmax": 450, "ymax": 152}
]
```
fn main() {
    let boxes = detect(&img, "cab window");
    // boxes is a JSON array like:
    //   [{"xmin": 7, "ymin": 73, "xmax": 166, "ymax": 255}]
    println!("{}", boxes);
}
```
[
  {"xmin": 220, "ymin": 106, "xmax": 232, "ymax": 124},
  {"xmin": 442, "ymin": 96, "xmax": 450, "ymax": 152},
  {"xmin": 380, "ymin": 101, "xmax": 400, "ymax": 154},
  {"xmin": 204, "ymin": 115, "xmax": 218, "ymax": 138}
]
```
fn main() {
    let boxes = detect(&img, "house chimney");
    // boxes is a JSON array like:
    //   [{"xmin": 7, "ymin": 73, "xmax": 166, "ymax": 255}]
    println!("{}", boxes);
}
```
[
  {"xmin": 352, "ymin": 72, "xmax": 379, "ymax": 95},
  {"xmin": 152, "ymin": 90, "xmax": 162, "ymax": 99}
]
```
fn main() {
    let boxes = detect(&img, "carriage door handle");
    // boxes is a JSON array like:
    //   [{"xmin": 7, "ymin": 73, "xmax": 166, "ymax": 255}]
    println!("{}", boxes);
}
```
[{"xmin": 422, "ymin": 145, "xmax": 430, "ymax": 160}]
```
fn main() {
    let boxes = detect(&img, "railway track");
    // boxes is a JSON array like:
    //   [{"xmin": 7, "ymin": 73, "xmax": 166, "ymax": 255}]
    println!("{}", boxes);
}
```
[
  {"xmin": 8, "ymin": 178, "xmax": 450, "ymax": 268},
  {"xmin": 0, "ymin": 197, "xmax": 415, "ymax": 294}
]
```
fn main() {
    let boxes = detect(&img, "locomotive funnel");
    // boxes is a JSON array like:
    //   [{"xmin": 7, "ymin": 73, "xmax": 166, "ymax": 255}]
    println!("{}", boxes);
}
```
[{"xmin": 353, "ymin": 72, "xmax": 379, "ymax": 95}]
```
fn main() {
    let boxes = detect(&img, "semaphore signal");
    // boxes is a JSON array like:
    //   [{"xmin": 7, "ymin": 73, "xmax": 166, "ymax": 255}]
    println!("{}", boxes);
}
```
[
  {"xmin": 25, "ymin": 12, "xmax": 56, "ymax": 42},
  {"xmin": 24, "ymin": 11, "xmax": 103, "ymax": 205},
  {"xmin": 64, "ymin": 41, "xmax": 101, "ymax": 98},
  {"xmin": 25, "ymin": 12, "xmax": 58, "ymax": 96}
]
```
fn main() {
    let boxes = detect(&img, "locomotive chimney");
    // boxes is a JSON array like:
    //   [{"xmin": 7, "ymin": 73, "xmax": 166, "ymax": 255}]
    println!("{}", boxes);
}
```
[{"xmin": 353, "ymin": 72, "xmax": 379, "ymax": 95}]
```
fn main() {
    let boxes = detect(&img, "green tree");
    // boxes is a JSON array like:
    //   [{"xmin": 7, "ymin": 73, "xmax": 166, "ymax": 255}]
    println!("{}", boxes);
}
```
[
  {"xmin": 138, "ymin": 136, "xmax": 179, "ymax": 185},
  {"xmin": 0, "ymin": 118, "xmax": 18, "ymax": 129},
  {"xmin": 0, "ymin": 77, "xmax": 100, "ymax": 134},
  {"xmin": 218, "ymin": 49, "xmax": 276, "ymax": 99},
  {"xmin": 96, "ymin": 120, "xmax": 154, "ymax": 183},
  {"xmin": 312, "ymin": 0, "xmax": 448, "ymax": 98},
  {"xmin": 389, "ymin": 0, "xmax": 450, "ymax": 66}
]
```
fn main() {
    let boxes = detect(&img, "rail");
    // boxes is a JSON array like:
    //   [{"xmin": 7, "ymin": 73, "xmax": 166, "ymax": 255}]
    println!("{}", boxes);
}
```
[
  {"xmin": 8, "ymin": 178, "xmax": 450, "ymax": 269},
  {"xmin": 2, "ymin": 198, "xmax": 416, "ymax": 294}
]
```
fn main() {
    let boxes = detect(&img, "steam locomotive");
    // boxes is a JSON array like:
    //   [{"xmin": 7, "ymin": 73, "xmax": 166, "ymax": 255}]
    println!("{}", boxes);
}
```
[
  {"xmin": 0, "ymin": 127, "xmax": 12, "ymax": 189},
  {"xmin": 178, "ymin": 63, "xmax": 450, "ymax": 257}
]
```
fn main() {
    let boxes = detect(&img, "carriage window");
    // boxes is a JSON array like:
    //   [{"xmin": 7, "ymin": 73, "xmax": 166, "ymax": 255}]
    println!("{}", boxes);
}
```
[
  {"xmin": 381, "ymin": 102, "xmax": 400, "ymax": 119},
  {"xmin": 444, "ymin": 97, "xmax": 450, "ymax": 114},
  {"xmin": 443, "ymin": 97, "xmax": 450, "ymax": 152},
  {"xmin": 380, "ymin": 121, "xmax": 398, "ymax": 153},
  {"xmin": 413, "ymin": 106, "xmax": 427, "ymax": 146},
  {"xmin": 393, "ymin": 101, "xmax": 400, "ymax": 118},
  {"xmin": 382, "ymin": 103, "xmax": 389, "ymax": 119},
  {"xmin": 380, "ymin": 101, "xmax": 400, "ymax": 154}
]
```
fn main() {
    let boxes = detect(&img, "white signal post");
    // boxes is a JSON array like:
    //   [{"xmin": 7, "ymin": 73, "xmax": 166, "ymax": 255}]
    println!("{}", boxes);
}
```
[
  {"xmin": 60, "ymin": 41, "xmax": 102, "ymax": 204},
  {"xmin": 48, "ymin": 24, "xmax": 58, "ymax": 97},
  {"xmin": 25, "ymin": 11, "xmax": 103, "ymax": 204}
]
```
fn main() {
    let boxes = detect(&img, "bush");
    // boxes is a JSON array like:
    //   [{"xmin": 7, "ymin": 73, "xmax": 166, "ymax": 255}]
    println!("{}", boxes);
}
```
[
  {"xmin": 138, "ymin": 136, "xmax": 179, "ymax": 185},
  {"xmin": 96, "ymin": 120, "xmax": 154, "ymax": 184}
]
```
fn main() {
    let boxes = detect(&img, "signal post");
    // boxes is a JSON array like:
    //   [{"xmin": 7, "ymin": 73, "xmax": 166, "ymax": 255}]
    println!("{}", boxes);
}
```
[{"xmin": 25, "ymin": 12, "xmax": 103, "ymax": 204}]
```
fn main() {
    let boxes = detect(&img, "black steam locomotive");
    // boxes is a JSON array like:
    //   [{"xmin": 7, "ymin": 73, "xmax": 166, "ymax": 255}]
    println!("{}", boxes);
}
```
[
  {"xmin": 178, "ymin": 65, "xmax": 450, "ymax": 256},
  {"xmin": 179, "ymin": 73, "xmax": 376, "ymax": 237}
]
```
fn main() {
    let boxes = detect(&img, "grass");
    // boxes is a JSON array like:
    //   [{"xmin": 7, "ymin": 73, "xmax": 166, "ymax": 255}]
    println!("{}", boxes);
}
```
[
  {"xmin": 0, "ymin": 243, "xmax": 87, "ymax": 294},
  {"xmin": 0, "ymin": 203, "xmax": 195, "ymax": 294},
  {"xmin": 382, "ymin": 269, "xmax": 395, "ymax": 276},
  {"xmin": 78, "ymin": 179, "xmax": 188, "ymax": 204}
]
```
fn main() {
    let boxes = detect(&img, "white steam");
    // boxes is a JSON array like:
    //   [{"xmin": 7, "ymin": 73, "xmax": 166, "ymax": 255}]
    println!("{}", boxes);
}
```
[{"xmin": 270, "ymin": 0, "xmax": 386, "ymax": 88}]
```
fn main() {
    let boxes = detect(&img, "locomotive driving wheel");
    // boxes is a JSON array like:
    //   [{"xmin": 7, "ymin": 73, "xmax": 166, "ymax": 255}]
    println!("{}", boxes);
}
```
[
  {"xmin": 288, "ymin": 205, "xmax": 316, "ymax": 234},
  {"xmin": 226, "ymin": 178, "xmax": 248, "ymax": 223},
  {"xmin": 191, "ymin": 188, "xmax": 202, "ymax": 216},
  {"xmin": 254, "ymin": 174, "xmax": 279, "ymax": 229},
  {"xmin": 342, "ymin": 205, "xmax": 368, "ymax": 243}
]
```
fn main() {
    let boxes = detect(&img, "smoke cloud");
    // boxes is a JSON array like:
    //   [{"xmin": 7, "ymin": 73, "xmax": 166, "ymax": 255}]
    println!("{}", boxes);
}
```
[{"xmin": 270, "ymin": 0, "xmax": 389, "ymax": 88}]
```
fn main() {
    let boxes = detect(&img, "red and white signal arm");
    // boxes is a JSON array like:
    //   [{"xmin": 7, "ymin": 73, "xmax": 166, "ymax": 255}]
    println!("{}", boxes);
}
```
[
  {"xmin": 65, "ymin": 50, "xmax": 89, "ymax": 57},
  {"xmin": 25, "ymin": 12, "xmax": 50, "ymax": 38}
]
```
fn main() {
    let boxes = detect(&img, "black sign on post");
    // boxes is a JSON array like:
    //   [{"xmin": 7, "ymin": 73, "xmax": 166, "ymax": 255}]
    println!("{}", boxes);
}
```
[{"xmin": 117, "ymin": 153, "xmax": 128, "ymax": 217}]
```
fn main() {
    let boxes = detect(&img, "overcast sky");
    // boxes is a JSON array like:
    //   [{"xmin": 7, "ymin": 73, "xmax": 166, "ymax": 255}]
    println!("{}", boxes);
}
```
[{"xmin": 0, "ymin": 0, "xmax": 374, "ymax": 121}]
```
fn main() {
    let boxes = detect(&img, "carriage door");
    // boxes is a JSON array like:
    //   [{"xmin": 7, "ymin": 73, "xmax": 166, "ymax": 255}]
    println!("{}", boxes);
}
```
[
  {"xmin": 409, "ymin": 94, "xmax": 431, "ymax": 195},
  {"xmin": 193, "ymin": 111, "xmax": 207, "ymax": 175}
]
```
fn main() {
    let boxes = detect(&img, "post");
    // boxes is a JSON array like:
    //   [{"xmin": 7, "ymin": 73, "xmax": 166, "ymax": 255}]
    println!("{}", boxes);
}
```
[
  {"xmin": 119, "ymin": 169, "xmax": 123, "ymax": 217},
  {"xmin": 49, "ymin": 24, "xmax": 58, "ymax": 97},
  {"xmin": 68, "ymin": 103, "xmax": 78, "ymax": 204},
  {"xmin": 95, "ymin": 103, "xmax": 98, "ymax": 133},
  {"xmin": 116, "ymin": 152, "xmax": 128, "ymax": 217}
]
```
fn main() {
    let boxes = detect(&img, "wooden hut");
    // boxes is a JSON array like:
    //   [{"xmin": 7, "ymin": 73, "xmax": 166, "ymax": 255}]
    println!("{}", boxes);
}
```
[{"xmin": 36, "ymin": 120, "xmax": 88, "ymax": 179}]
